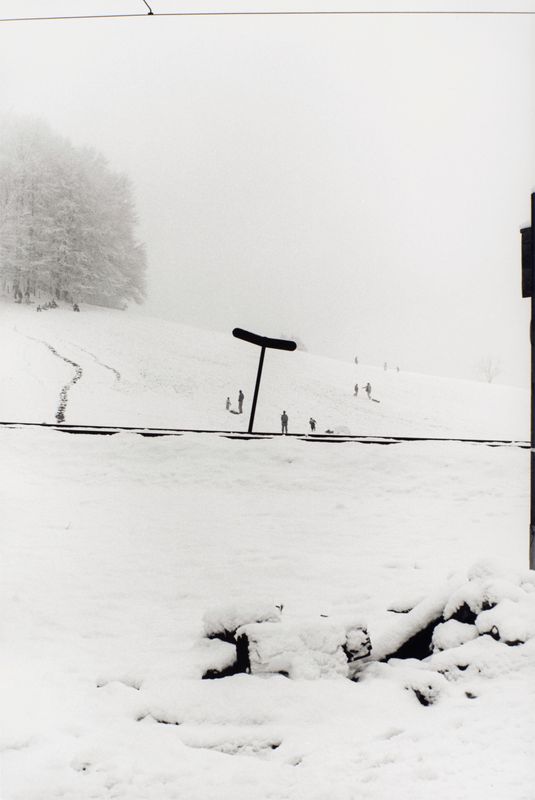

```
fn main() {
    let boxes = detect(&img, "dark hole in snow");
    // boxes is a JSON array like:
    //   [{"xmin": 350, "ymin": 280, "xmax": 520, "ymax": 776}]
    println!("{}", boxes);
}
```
[
  {"xmin": 480, "ymin": 600, "xmax": 496, "ymax": 612},
  {"xmin": 236, "ymin": 633, "xmax": 252, "ymax": 674},
  {"xmin": 206, "ymin": 629, "xmax": 237, "ymax": 646},
  {"xmin": 489, "ymin": 625, "xmax": 500, "ymax": 641},
  {"xmin": 465, "ymin": 691, "xmax": 477, "ymax": 699},
  {"xmin": 203, "ymin": 633, "xmax": 251, "ymax": 679},
  {"xmin": 387, "ymin": 608, "xmax": 412, "ymax": 614},
  {"xmin": 457, "ymin": 664, "xmax": 469, "ymax": 671},
  {"xmin": 450, "ymin": 603, "xmax": 477, "ymax": 625},
  {"xmin": 413, "ymin": 689, "xmax": 432, "ymax": 707},
  {"xmin": 505, "ymin": 639, "xmax": 524, "ymax": 647},
  {"xmin": 384, "ymin": 615, "xmax": 443, "ymax": 661},
  {"xmin": 202, "ymin": 661, "xmax": 244, "ymax": 680}
]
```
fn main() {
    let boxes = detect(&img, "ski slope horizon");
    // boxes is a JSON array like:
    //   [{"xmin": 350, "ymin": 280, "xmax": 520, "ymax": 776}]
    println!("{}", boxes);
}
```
[{"xmin": 0, "ymin": 299, "xmax": 529, "ymax": 440}]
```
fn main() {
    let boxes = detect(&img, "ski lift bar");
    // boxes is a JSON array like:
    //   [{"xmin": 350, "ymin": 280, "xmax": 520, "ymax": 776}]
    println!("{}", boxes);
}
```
[
  {"xmin": 232, "ymin": 328, "xmax": 297, "ymax": 352},
  {"xmin": 232, "ymin": 328, "xmax": 297, "ymax": 433}
]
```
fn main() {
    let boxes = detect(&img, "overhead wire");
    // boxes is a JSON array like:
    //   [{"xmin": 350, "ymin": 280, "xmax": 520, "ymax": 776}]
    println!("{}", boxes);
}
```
[{"xmin": 0, "ymin": 7, "xmax": 534, "ymax": 23}]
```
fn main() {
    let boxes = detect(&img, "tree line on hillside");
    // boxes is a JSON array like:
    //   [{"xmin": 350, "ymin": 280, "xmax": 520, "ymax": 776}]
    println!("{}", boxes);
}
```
[{"xmin": 0, "ymin": 115, "xmax": 146, "ymax": 308}]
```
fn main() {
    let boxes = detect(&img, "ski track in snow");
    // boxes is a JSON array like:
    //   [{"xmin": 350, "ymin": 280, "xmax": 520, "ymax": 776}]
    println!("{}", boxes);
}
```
[
  {"xmin": 19, "ymin": 330, "xmax": 83, "ymax": 423},
  {"xmin": 69, "ymin": 342, "xmax": 121, "ymax": 382}
]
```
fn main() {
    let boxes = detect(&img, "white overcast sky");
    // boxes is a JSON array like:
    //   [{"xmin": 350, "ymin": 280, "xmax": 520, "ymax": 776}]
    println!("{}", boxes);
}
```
[{"xmin": 1, "ymin": 0, "xmax": 534, "ymax": 384}]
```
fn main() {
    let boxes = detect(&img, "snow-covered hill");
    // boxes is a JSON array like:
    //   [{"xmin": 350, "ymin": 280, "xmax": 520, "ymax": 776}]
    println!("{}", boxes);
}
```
[
  {"xmin": 0, "ymin": 300, "xmax": 529, "ymax": 439},
  {"xmin": 1, "ymin": 299, "xmax": 532, "ymax": 800}
]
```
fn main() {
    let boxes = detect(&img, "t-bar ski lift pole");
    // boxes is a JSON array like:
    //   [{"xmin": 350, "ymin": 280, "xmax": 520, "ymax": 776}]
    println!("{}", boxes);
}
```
[{"xmin": 232, "ymin": 328, "xmax": 297, "ymax": 434}]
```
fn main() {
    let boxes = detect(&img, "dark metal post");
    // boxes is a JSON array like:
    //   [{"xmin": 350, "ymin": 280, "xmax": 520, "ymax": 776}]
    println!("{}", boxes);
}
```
[
  {"xmin": 531, "ymin": 192, "xmax": 535, "ymax": 570},
  {"xmin": 248, "ymin": 345, "xmax": 266, "ymax": 434}
]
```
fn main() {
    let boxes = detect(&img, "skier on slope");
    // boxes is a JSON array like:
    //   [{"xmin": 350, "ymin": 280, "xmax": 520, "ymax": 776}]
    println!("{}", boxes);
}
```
[
  {"xmin": 281, "ymin": 411, "xmax": 289, "ymax": 435},
  {"xmin": 309, "ymin": 417, "xmax": 316, "ymax": 432},
  {"xmin": 365, "ymin": 382, "xmax": 372, "ymax": 399},
  {"xmin": 238, "ymin": 390, "xmax": 244, "ymax": 414},
  {"xmin": 354, "ymin": 383, "xmax": 359, "ymax": 397},
  {"xmin": 226, "ymin": 397, "xmax": 231, "ymax": 411}
]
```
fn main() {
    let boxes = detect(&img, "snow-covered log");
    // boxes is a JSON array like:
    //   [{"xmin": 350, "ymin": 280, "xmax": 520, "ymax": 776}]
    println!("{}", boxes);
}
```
[
  {"xmin": 202, "ymin": 602, "xmax": 282, "ymax": 644},
  {"xmin": 236, "ymin": 620, "xmax": 370, "ymax": 680}
]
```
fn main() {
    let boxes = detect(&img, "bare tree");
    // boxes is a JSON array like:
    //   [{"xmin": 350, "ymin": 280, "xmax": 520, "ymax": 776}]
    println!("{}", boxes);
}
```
[{"xmin": 476, "ymin": 356, "xmax": 501, "ymax": 384}]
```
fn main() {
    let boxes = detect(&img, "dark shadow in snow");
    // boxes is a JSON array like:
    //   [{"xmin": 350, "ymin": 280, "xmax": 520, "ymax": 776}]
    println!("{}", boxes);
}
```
[{"xmin": 382, "ymin": 615, "xmax": 443, "ymax": 662}]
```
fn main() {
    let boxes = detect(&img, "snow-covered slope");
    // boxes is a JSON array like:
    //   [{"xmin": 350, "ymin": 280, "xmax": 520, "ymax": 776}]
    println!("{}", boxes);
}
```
[
  {"xmin": 0, "ymin": 300, "xmax": 529, "ymax": 438},
  {"xmin": 1, "ymin": 299, "xmax": 532, "ymax": 800}
]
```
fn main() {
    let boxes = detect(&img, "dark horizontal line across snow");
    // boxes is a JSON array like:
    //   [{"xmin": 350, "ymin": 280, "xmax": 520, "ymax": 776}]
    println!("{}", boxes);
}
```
[{"xmin": 0, "ymin": 421, "xmax": 529, "ymax": 447}]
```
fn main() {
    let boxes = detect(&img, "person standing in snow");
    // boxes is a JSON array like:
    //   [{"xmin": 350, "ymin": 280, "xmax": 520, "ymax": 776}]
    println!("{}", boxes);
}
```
[
  {"xmin": 238, "ymin": 390, "xmax": 244, "ymax": 414},
  {"xmin": 365, "ymin": 382, "xmax": 372, "ymax": 399},
  {"xmin": 225, "ymin": 397, "xmax": 231, "ymax": 411},
  {"xmin": 309, "ymin": 417, "xmax": 316, "ymax": 432},
  {"xmin": 354, "ymin": 383, "xmax": 359, "ymax": 396},
  {"xmin": 281, "ymin": 411, "xmax": 289, "ymax": 435},
  {"xmin": 383, "ymin": 362, "xmax": 387, "ymax": 371}
]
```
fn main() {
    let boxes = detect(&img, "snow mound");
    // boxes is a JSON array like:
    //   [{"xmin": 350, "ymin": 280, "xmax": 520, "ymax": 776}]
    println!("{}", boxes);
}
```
[
  {"xmin": 431, "ymin": 619, "xmax": 479, "ymax": 652},
  {"xmin": 236, "ymin": 620, "xmax": 364, "ymax": 679},
  {"xmin": 203, "ymin": 602, "xmax": 282, "ymax": 643},
  {"xmin": 357, "ymin": 562, "xmax": 535, "ymax": 701}
]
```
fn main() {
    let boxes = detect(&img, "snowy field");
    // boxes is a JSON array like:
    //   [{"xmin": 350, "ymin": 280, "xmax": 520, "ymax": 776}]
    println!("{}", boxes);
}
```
[
  {"xmin": 1, "ymin": 300, "xmax": 533, "ymax": 800},
  {"xmin": 0, "ymin": 301, "xmax": 529, "ymax": 438}
]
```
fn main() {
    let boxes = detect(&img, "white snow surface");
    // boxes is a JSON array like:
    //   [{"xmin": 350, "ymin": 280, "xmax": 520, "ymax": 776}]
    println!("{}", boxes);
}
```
[
  {"xmin": 0, "ymin": 300, "xmax": 529, "ymax": 438},
  {"xmin": 1, "ymin": 301, "xmax": 533, "ymax": 800}
]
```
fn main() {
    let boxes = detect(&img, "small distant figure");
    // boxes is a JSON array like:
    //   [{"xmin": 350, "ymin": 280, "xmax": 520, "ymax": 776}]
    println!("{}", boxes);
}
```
[
  {"xmin": 281, "ymin": 410, "xmax": 289, "ymax": 435},
  {"xmin": 73, "ymin": 302, "xmax": 80, "ymax": 312},
  {"xmin": 354, "ymin": 356, "xmax": 358, "ymax": 365},
  {"xmin": 365, "ymin": 382, "xmax": 372, "ymax": 399},
  {"xmin": 309, "ymin": 417, "xmax": 316, "ymax": 432},
  {"xmin": 225, "ymin": 397, "xmax": 231, "ymax": 411},
  {"xmin": 396, "ymin": 366, "xmax": 400, "ymax": 372},
  {"xmin": 383, "ymin": 362, "xmax": 387, "ymax": 371},
  {"xmin": 238, "ymin": 390, "xmax": 244, "ymax": 414},
  {"xmin": 354, "ymin": 383, "xmax": 359, "ymax": 397},
  {"xmin": 50, "ymin": 299, "xmax": 57, "ymax": 309},
  {"xmin": 36, "ymin": 305, "xmax": 41, "ymax": 312}
]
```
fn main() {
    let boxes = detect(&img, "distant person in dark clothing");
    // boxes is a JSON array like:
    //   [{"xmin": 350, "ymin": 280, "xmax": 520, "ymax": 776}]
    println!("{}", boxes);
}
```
[
  {"xmin": 354, "ymin": 383, "xmax": 359, "ymax": 396},
  {"xmin": 309, "ymin": 417, "xmax": 316, "ymax": 432},
  {"xmin": 73, "ymin": 303, "xmax": 80, "ymax": 312},
  {"xmin": 281, "ymin": 411, "xmax": 288, "ymax": 435},
  {"xmin": 238, "ymin": 390, "xmax": 244, "ymax": 414},
  {"xmin": 365, "ymin": 382, "xmax": 372, "ymax": 399},
  {"xmin": 226, "ymin": 397, "xmax": 231, "ymax": 411},
  {"xmin": 36, "ymin": 305, "xmax": 41, "ymax": 312}
]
